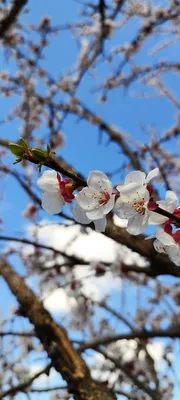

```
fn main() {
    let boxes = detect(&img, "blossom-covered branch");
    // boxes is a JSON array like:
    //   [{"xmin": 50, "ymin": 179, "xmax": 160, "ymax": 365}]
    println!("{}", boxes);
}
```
[{"xmin": 9, "ymin": 139, "xmax": 180, "ymax": 266}]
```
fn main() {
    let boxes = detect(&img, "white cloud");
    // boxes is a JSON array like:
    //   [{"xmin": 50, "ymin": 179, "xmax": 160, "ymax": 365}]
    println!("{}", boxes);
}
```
[
  {"xmin": 27, "ymin": 221, "xmax": 147, "ymax": 266},
  {"xmin": 76, "ymin": 265, "xmax": 121, "ymax": 300},
  {"xmin": 28, "ymin": 364, "xmax": 60, "ymax": 387},
  {"xmin": 25, "ymin": 222, "xmax": 147, "ymax": 312},
  {"xmin": 43, "ymin": 288, "xmax": 76, "ymax": 313},
  {"xmin": 42, "ymin": 266, "xmax": 121, "ymax": 314}
]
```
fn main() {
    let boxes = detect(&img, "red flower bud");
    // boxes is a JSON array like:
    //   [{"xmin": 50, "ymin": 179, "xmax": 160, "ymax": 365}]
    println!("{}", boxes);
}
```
[{"xmin": 148, "ymin": 200, "xmax": 158, "ymax": 211}]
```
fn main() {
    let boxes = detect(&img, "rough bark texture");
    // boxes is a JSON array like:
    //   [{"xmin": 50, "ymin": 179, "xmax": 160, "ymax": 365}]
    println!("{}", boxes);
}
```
[{"xmin": 0, "ymin": 257, "xmax": 116, "ymax": 400}]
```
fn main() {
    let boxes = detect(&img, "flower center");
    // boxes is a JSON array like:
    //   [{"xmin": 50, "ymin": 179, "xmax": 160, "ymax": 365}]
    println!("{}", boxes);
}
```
[
  {"xmin": 133, "ymin": 200, "xmax": 146, "ymax": 215},
  {"xmin": 57, "ymin": 174, "xmax": 74, "ymax": 203},
  {"xmin": 92, "ymin": 191, "xmax": 110, "ymax": 206}
]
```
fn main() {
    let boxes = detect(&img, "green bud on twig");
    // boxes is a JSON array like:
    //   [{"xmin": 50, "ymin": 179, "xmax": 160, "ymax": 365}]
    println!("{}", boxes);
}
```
[
  {"xmin": 9, "ymin": 143, "xmax": 25, "ymax": 157},
  {"xmin": 19, "ymin": 138, "xmax": 28, "ymax": 149},
  {"xmin": 31, "ymin": 148, "xmax": 48, "ymax": 161}
]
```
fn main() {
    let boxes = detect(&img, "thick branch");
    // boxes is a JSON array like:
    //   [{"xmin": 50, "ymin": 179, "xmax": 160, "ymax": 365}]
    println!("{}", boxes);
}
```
[
  {"xmin": 23, "ymin": 151, "xmax": 86, "ymax": 187},
  {"xmin": 0, "ymin": 0, "xmax": 28, "ymax": 38},
  {"xmin": 0, "ymin": 257, "xmax": 116, "ymax": 400}
]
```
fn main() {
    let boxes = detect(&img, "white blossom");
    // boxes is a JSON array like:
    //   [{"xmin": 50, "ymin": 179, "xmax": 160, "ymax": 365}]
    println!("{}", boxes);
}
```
[
  {"xmin": 74, "ymin": 171, "xmax": 115, "ymax": 228},
  {"xmin": 114, "ymin": 168, "xmax": 159, "ymax": 235},
  {"xmin": 72, "ymin": 203, "xmax": 107, "ymax": 232},
  {"xmin": 153, "ymin": 228, "xmax": 180, "ymax": 266},
  {"xmin": 37, "ymin": 170, "xmax": 74, "ymax": 214}
]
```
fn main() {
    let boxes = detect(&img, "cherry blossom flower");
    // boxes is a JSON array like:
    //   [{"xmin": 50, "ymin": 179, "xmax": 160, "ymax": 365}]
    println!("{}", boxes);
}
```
[
  {"xmin": 153, "ymin": 227, "xmax": 180, "ymax": 266},
  {"xmin": 73, "ymin": 170, "xmax": 115, "ymax": 228},
  {"xmin": 148, "ymin": 190, "xmax": 179, "ymax": 225},
  {"xmin": 114, "ymin": 168, "xmax": 159, "ymax": 235},
  {"xmin": 37, "ymin": 170, "xmax": 74, "ymax": 214}
]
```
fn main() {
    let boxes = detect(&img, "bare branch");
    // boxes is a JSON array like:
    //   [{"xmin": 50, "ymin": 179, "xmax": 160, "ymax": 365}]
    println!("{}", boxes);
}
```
[
  {"xmin": 0, "ymin": 363, "xmax": 52, "ymax": 399},
  {"xmin": 78, "ymin": 326, "xmax": 180, "ymax": 352}
]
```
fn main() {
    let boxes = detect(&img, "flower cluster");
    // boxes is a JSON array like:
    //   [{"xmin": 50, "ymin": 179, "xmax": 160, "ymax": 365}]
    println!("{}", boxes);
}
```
[{"xmin": 37, "ymin": 168, "xmax": 180, "ymax": 266}]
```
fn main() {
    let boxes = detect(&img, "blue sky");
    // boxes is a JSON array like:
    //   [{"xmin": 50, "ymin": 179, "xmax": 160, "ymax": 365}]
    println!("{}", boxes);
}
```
[{"xmin": 0, "ymin": 0, "xmax": 180, "ymax": 398}]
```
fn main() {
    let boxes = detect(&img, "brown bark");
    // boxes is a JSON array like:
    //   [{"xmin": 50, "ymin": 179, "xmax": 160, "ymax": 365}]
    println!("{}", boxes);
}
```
[
  {"xmin": 0, "ymin": 0, "xmax": 28, "ymax": 39},
  {"xmin": 0, "ymin": 257, "xmax": 116, "ymax": 400}
]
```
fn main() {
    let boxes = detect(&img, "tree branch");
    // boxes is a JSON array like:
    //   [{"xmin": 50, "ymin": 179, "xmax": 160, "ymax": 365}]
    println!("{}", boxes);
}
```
[
  {"xmin": 0, "ymin": 234, "xmax": 90, "ymax": 266},
  {"xmin": 0, "ymin": 363, "xmax": 52, "ymax": 399},
  {"xmin": 6, "ymin": 138, "xmax": 180, "ymax": 277},
  {"xmin": 0, "ymin": 257, "xmax": 116, "ymax": 400},
  {"xmin": 0, "ymin": 0, "xmax": 28, "ymax": 39},
  {"xmin": 78, "ymin": 326, "xmax": 180, "ymax": 352},
  {"xmin": 0, "ymin": 330, "xmax": 34, "ymax": 337}
]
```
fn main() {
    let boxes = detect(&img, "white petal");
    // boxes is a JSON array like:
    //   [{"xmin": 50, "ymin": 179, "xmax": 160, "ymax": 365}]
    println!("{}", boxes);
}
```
[
  {"xmin": 41, "ymin": 191, "xmax": 64, "ymax": 214},
  {"xmin": 127, "ymin": 213, "xmax": 149, "ymax": 235},
  {"xmin": 168, "ymin": 245, "xmax": 180, "ymax": 266},
  {"xmin": 124, "ymin": 171, "xmax": 146, "ymax": 184},
  {"xmin": 76, "ymin": 187, "xmax": 99, "ymax": 210},
  {"xmin": 165, "ymin": 191, "xmax": 179, "ymax": 211},
  {"xmin": 72, "ymin": 203, "xmax": 91, "ymax": 225},
  {"xmin": 86, "ymin": 194, "xmax": 115, "ymax": 220},
  {"xmin": 87, "ymin": 170, "xmax": 112, "ymax": 193},
  {"xmin": 117, "ymin": 181, "xmax": 144, "ymax": 195},
  {"xmin": 114, "ymin": 199, "xmax": 134, "ymax": 219},
  {"xmin": 86, "ymin": 207, "xmax": 105, "ymax": 220},
  {"xmin": 72, "ymin": 204, "xmax": 107, "ymax": 232},
  {"xmin": 37, "ymin": 170, "xmax": 59, "ymax": 192},
  {"xmin": 94, "ymin": 218, "xmax": 107, "ymax": 232},
  {"xmin": 145, "ymin": 168, "xmax": 159, "ymax": 183},
  {"xmin": 101, "ymin": 195, "xmax": 115, "ymax": 215},
  {"xmin": 156, "ymin": 228, "xmax": 175, "ymax": 246},
  {"xmin": 148, "ymin": 211, "xmax": 167, "ymax": 225},
  {"xmin": 118, "ymin": 185, "xmax": 149, "ymax": 203}
]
